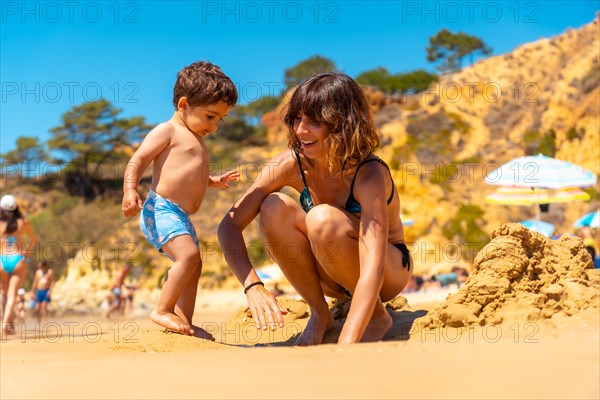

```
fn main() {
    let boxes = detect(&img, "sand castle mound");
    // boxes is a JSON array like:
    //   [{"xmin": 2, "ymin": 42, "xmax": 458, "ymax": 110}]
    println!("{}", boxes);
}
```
[{"xmin": 420, "ymin": 223, "xmax": 599, "ymax": 328}]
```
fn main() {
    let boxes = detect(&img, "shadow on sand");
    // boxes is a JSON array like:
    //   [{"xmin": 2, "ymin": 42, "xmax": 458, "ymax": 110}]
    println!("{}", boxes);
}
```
[{"xmin": 255, "ymin": 305, "xmax": 429, "ymax": 347}]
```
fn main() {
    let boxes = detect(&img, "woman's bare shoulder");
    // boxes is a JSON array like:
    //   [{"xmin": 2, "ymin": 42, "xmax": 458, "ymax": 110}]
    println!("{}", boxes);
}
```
[
  {"xmin": 353, "ymin": 159, "xmax": 394, "ymax": 200},
  {"xmin": 356, "ymin": 158, "xmax": 391, "ymax": 182},
  {"xmin": 270, "ymin": 148, "xmax": 296, "ymax": 164},
  {"xmin": 248, "ymin": 149, "xmax": 299, "ymax": 190},
  {"xmin": 264, "ymin": 149, "xmax": 299, "ymax": 175}
]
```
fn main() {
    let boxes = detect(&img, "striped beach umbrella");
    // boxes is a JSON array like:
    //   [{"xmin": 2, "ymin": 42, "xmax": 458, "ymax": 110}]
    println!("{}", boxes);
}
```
[
  {"xmin": 574, "ymin": 211, "xmax": 600, "ymax": 229},
  {"xmin": 484, "ymin": 154, "xmax": 597, "ymax": 189},
  {"xmin": 520, "ymin": 220, "xmax": 556, "ymax": 237},
  {"xmin": 485, "ymin": 186, "xmax": 590, "ymax": 206}
]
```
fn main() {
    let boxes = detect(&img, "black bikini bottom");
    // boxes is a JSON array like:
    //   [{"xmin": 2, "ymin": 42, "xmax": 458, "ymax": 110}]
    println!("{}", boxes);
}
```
[{"xmin": 394, "ymin": 242, "xmax": 411, "ymax": 271}]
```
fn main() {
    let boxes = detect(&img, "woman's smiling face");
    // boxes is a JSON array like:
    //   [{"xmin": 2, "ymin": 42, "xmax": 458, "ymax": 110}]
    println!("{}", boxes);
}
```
[{"xmin": 293, "ymin": 113, "xmax": 331, "ymax": 159}]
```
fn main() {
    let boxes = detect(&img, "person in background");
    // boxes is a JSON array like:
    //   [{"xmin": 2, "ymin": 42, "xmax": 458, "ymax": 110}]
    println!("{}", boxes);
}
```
[
  {"xmin": 15, "ymin": 288, "xmax": 26, "ymax": 323},
  {"xmin": 106, "ymin": 262, "xmax": 132, "ymax": 319},
  {"xmin": 31, "ymin": 260, "xmax": 54, "ymax": 324},
  {"xmin": 0, "ymin": 194, "xmax": 37, "ymax": 337}
]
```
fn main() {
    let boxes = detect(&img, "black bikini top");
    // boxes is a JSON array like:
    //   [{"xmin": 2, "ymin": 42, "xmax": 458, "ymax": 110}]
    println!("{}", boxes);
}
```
[{"xmin": 294, "ymin": 149, "xmax": 395, "ymax": 214}]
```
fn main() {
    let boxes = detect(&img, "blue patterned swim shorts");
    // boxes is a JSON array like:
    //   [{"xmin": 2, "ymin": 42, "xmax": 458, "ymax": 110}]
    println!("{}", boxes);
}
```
[{"xmin": 140, "ymin": 190, "xmax": 199, "ymax": 259}]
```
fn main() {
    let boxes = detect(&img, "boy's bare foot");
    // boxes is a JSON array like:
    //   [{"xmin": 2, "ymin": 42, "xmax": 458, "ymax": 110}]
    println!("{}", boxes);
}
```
[
  {"xmin": 294, "ymin": 310, "xmax": 334, "ymax": 346},
  {"xmin": 191, "ymin": 325, "xmax": 216, "ymax": 341},
  {"xmin": 151, "ymin": 309, "xmax": 194, "ymax": 335},
  {"xmin": 361, "ymin": 304, "xmax": 393, "ymax": 342}
]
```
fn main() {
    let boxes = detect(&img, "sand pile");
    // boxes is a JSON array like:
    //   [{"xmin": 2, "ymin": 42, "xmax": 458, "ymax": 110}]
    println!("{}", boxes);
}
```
[{"xmin": 419, "ymin": 223, "xmax": 599, "ymax": 328}]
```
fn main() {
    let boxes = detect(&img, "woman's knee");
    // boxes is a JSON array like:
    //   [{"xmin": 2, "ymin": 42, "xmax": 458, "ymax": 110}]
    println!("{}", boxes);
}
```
[
  {"xmin": 259, "ymin": 193, "xmax": 295, "ymax": 229},
  {"xmin": 305, "ymin": 204, "xmax": 343, "ymax": 242}
]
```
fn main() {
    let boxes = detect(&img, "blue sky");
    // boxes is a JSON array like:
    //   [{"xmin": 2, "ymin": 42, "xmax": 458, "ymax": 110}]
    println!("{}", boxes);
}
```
[{"xmin": 1, "ymin": 0, "xmax": 598, "ymax": 153}]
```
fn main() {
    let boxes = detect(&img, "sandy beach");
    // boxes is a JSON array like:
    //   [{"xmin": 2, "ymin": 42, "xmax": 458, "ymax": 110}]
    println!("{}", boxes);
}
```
[
  {"xmin": 2, "ymin": 284, "xmax": 599, "ymax": 400},
  {"xmin": 2, "ymin": 5, "xmax": 599, "ymax": 399},
  {"xmin": 3, "ymin": 225, "xmax": 600, "ymax": 399}
]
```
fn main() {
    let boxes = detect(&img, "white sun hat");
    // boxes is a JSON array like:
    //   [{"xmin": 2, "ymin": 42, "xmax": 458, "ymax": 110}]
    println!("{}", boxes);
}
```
[{"xmin": 0, "ymin": 195, "xmax": 17, "ymax": 211}]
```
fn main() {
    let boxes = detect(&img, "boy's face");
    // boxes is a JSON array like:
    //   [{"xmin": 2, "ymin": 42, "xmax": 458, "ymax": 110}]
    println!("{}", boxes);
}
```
[{"xmin": 180, "ymin": 99, "xmax": 232, "ymax": 137}]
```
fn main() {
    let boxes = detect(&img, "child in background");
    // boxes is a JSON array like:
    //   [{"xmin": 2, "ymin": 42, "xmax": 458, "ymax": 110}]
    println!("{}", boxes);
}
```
[
  {"xmin": 15, "ymin": 288, "xmax": 26, "ymax": 323},
  {"xmin": 105, "ymin": 262, "xmax": 132, "ymax": 319},
  {"xmin": 31, "ymin": 261, "xmax": 54, "ymax": 324}
]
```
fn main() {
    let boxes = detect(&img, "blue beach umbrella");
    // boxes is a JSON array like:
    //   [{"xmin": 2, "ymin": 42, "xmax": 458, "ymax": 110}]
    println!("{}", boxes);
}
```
[
  {"xmin": 400, "ymin": 214, "xmax": 414, "ymax": 227},
  {"xmin": 256, "ymin": 269, "xmax": 272, "ymax": 280},
  {"xmin": 520, "ymin": 220, "xmax": 556, "ymax": 237},
  {"xmin": 574, "ymin": 211, "xmax": 600, "ymax": 229},
  {"xmin": 485, "ymin": 154, "xmax": 597, "ymax": 189}
]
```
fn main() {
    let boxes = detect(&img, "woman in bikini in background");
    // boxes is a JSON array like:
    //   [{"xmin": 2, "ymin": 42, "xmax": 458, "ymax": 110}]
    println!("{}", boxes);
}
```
[
  {"xmin": 218, "ymin": 73, "xmax": 413, "ymax": 345},
  {"xmin": 1, "ymin": 195, "xmax": 37, "ymax": 336}
]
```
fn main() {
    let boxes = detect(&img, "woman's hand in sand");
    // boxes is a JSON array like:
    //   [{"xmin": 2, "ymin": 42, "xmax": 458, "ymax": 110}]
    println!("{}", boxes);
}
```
[
  {"xmin": 209, "ymin": 170, "xmax": 240, "ymax": 189},
  {"xmin": 122, "ymin": 189, "xmax": 143, "ymax": 217},
  {"xmin": 246, "ymin": 284, "xmax": 287, "ymax": 331}
]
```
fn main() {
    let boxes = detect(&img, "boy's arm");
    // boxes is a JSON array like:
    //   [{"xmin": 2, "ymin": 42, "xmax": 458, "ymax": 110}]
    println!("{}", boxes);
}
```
[
  {"xmin": 122, "ymin": 123, "xmax": 171, "ymax": 217},
  {"xmin": 208, "ymin": 170, "xmax": 240, "ymax": 189}
]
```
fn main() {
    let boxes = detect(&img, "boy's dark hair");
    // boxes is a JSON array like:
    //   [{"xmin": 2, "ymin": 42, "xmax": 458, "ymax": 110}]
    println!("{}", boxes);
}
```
[{"xmin": 173, "ymin": 61, "xmax": 238, "ymax": 109}]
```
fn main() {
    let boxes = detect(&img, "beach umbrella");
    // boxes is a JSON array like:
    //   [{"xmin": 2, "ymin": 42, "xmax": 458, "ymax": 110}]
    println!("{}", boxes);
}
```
[
  {"xmin": 520, "ymin": 220, "xmax": 556, "ymax": 237},
  {"xmin": 485, "ymin": 186, "xmax": 590, "ymax": 206},
  {"xmin": 574, "ymin": 210, "xmax": 600, "ymax": 228},
  {"xmin": 484, "ymin": 154, "xmax": 597, "ymax": 189},
  {"xmin": 256, "ymin": 269, "xmax": 272, "ymax": 280},
  {"xmin": 254, "ymin": 264, "xmax": 285, "ymax": 283}
]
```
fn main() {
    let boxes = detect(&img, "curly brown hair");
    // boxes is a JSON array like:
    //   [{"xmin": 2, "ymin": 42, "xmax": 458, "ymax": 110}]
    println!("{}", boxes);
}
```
[
  {"xmin": 284, "ymin": 73, "xmax": 379, "ymax": 172},
  {"xmin": 172, "ymin": 61, "xmax": 238, "ymax": 109}
]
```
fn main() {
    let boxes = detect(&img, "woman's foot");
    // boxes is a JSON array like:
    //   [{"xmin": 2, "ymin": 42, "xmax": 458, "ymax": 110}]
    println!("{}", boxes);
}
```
[
  {"xmin": 361, "ymin": 303, "xmax": 392, "ymax": 342},
  {"xmin": 151, "ymin": 309, "xmax": 193, "ymax": 335},
  {"xmin": 294, "ymin": 309, "xmax": 334, "ymax": 346}
]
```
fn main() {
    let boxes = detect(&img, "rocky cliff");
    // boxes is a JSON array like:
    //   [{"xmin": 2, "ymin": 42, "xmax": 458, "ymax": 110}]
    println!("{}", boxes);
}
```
[
  {"xmin": 50, "ymin": 18, "xmax": 600, "ymax": 311},
  {"xmin": 263, "ymin": 17, "xmax": 599, "ymax": 273}
]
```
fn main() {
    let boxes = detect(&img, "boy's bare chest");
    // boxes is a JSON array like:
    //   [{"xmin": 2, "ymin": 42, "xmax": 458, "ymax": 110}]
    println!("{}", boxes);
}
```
[{"xmin": 170, "ymin": 139, "xmax": 208, "ymax": 164}]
